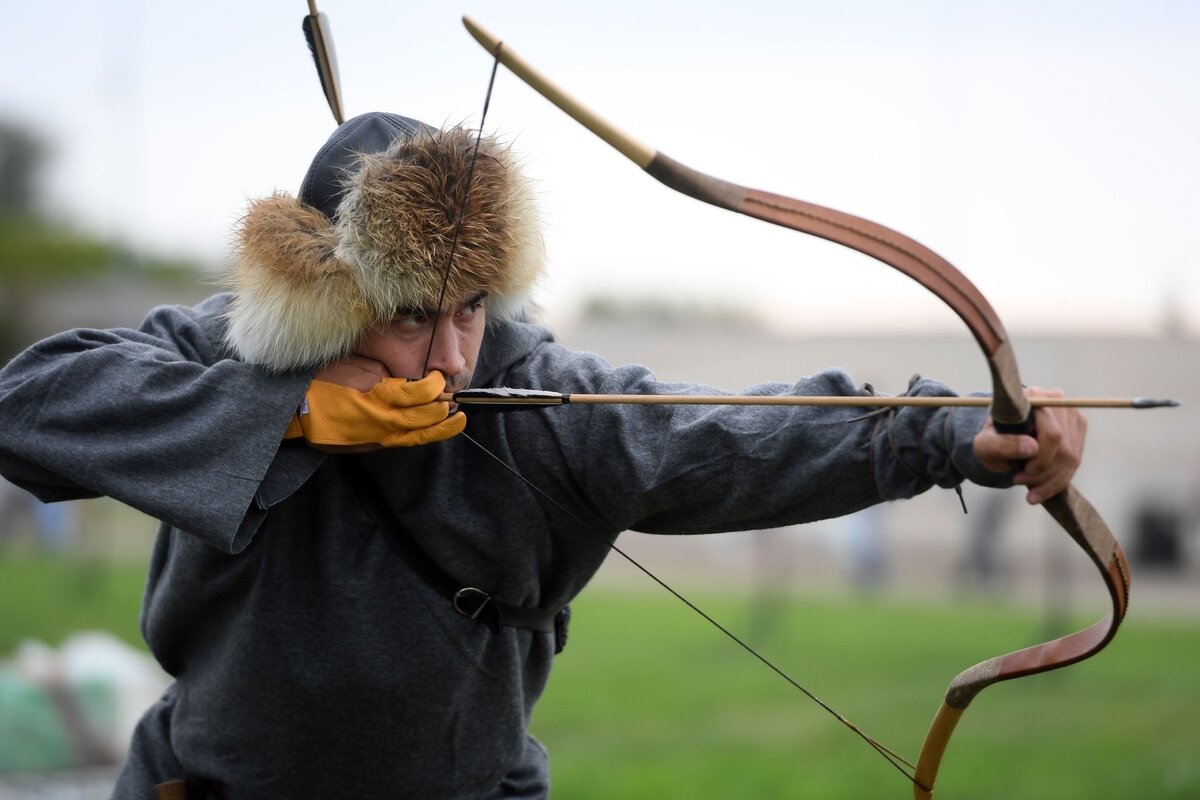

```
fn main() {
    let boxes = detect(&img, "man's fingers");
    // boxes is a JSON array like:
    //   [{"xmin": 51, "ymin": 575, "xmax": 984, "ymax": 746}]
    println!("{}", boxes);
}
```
[
  {"xmin": 973, "ymin": 386, "xmax": 1088, "ymax": 506},
  {"xmin": 371, "ymin": 372, "xmax": 447, "ymax": 406},
  {"xmin": 1017, "ymin": 389, "xmax": 1084, "ymax": 503},
  {"xmin": 389, "ymin": 401, "xmax": 455, "ymax": 429},
  {"xmin": 383, "ymin": 411, "xmax": 467, "ymax": 447},
  {"xmin": 974, "ymin": 422, "xmax": 1037, "ymax": 473},
  {"xmin": 370, "ymin": 374, "xmax": 452, "ymax": 428},
  {"xmin": 296, "ymin": 371, "xmax": 463, "ymax": 449}
]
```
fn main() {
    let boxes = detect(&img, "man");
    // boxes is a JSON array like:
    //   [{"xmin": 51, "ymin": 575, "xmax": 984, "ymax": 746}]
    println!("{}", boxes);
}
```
[{"xmin": 0, "ymin": 112, "xmax": 1083, "ymax": 799}]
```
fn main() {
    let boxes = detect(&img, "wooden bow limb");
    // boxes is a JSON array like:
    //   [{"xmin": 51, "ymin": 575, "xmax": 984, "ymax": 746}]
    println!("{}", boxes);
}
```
[
  {"xmin": 442, "ymin": 388, "xmax": 1178, "ymax": 410},
  {"xmin": 462, "ymin": 17, "xmax": 1134, "ymax": 798}
]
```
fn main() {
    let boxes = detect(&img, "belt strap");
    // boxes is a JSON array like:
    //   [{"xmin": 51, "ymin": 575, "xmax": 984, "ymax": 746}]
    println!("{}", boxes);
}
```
[{"xmin": 344, "ymin": 456, "xmax": 563, "ymax": 636}]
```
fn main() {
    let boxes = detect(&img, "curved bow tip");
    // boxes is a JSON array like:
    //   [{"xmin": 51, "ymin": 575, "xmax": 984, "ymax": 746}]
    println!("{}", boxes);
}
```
[{"xmin": 463, "ymin": 16, "xmax": 500, "ymax": 53}]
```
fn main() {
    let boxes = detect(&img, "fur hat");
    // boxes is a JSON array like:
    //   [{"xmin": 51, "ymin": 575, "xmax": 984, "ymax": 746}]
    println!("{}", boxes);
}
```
[{"xmin": 224, "ymin": 112, "xmax": 544, "ymax": 371}]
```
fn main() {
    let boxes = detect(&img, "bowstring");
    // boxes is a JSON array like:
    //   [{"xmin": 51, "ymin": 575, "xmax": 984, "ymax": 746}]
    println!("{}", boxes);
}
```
[
  {"xmin": 435, "ymin": 47, "xmax": 925, "ymax": 792},
  {"xmin": 420, "ymin": 53, "xmax": 501, "ymax": 377},
  {"xmin": 461, "ymin": 433, "xmax": 921, "ymax": 787}
]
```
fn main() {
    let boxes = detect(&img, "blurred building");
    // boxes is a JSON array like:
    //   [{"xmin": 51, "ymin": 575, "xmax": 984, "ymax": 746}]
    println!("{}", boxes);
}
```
[{"xmin": 556, "ymin": 314, "xmax": 1199, "ymax": 612}]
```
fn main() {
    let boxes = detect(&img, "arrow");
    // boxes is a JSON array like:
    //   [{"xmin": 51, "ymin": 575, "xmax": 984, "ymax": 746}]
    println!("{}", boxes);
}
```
[
  {"xmin": 442, "ymin": 388, "xmax": 1178, "ymax": 409},
  {"xmin": 303, "ymin": 0, "xmax": 345, "ymax": 124}
]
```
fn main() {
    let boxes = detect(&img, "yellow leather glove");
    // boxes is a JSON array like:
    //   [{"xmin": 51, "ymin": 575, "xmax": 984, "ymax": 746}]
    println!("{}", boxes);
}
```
[{"xmin": 283, "ymin": 372, "xmax": 465, "ymax": 449}]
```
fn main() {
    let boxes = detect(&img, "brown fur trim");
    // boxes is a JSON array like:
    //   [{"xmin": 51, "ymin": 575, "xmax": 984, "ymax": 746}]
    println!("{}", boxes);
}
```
[
  {"xmin": 335, "ymin": 126, "xmax": 543, "ymax": 324},
  {"xmin": 224, "ymin": 127, "xmax": 543, "ymax": 370},
  {"xmin": 225, "ymin": 194, "xmax": 372, "ymax": 370}
]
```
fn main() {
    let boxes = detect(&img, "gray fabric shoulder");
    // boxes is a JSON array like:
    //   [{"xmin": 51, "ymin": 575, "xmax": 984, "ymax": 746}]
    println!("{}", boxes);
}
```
[
  {"xmin": 134, "ymin": 293, "xmax": 242, "ymax": 365},
  {"xmin": 0, "ymin": 293, "xmax": 318, "ymax": 552},
  {"xmin": 475, "ymin": 317, "xmax": 557, "ymax": 385}
]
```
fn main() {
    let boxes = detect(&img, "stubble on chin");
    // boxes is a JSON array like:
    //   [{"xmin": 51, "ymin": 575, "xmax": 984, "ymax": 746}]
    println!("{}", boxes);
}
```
[{"xmin": 442, "ymin": 372, "xmax": 474, "ymax": 396}]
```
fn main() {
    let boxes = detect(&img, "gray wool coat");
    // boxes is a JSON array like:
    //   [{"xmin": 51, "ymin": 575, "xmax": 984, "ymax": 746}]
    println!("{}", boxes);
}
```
[{"xmin": 0, "ymin": 294, "xmax": 1007, "ymax": 799}]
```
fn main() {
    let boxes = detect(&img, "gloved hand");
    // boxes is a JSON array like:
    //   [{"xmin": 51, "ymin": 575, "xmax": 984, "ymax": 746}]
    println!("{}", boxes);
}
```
[{"xmin": 283, "ymin": 371, "xmax": 465, "ymax": 450}]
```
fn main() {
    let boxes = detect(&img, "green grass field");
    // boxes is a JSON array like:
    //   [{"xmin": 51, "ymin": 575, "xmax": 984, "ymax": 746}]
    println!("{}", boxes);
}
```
[{"xmin": 2, "ymin": 553, "xmax": 1198, "ymax": 798}]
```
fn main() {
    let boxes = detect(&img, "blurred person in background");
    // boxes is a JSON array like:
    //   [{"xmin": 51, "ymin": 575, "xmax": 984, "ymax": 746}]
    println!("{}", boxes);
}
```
[{"xmin": 0, "ymin": 112, "xmax": 1086, "ymax": 800}]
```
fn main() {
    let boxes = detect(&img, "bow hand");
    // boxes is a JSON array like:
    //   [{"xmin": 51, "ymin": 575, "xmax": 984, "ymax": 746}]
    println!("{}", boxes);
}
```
[{"xmin": 974, "ymin": 386, "xmax": 1087, "ymax": 504}]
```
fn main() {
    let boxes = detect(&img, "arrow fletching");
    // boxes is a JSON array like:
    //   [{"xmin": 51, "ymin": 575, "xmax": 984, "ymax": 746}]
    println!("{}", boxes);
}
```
[
  {"xmin": 303, "ymin": 1, "xmax": 345, "ymax": 124},
  {"xmin": 1131, "ymin": 397, "xmax": 1180, "ymax": 408}
]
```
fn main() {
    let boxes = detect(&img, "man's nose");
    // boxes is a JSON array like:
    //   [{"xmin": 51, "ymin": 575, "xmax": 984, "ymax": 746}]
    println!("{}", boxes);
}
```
[{"xmin": 424, "ymin": 319, "xmax": 467, "ymax": 378}]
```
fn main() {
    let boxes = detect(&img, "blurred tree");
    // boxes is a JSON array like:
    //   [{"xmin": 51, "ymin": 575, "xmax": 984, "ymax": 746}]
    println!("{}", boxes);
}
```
[
  {"xmin": 0, "ymin": 118, "xmax": 203, "ymax": 362},
  {"xmin": 0, "ymin": 120, "xmax": 46, "ymax": 216}
]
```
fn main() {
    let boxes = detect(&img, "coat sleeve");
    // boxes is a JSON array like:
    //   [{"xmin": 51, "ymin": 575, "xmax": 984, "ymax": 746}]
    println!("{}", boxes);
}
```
[
  {"xmin": 488, "ymin": 333, "xmax": 1013, "ymax": 536},
  {"xmin": 0, "ymin": 295, "xmax": 323, "ymax": 552}
]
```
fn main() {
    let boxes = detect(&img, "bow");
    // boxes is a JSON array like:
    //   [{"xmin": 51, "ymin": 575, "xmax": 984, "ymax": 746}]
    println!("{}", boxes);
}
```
[{"xmin": 460, "ymin": 17, "xmax": 1131, "ymax": 798}]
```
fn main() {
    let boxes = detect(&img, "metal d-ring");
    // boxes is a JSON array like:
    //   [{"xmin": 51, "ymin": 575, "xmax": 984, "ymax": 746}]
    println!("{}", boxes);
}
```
[{"xmin": 453, "ymin": 587, "xmax": 492, "ymax": 620}]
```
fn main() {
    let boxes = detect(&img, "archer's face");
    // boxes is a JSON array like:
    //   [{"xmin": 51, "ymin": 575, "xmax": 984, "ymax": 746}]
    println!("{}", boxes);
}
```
[{"xmin": 354, "ymin": 293, "xmax": 487, "ymax": 391}]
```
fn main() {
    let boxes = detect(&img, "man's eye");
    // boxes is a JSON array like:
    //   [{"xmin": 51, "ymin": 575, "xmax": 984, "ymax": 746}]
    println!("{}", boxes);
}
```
[{"xmin": 394, "ymin": 312, "xmax": 429, "ymax": 329}]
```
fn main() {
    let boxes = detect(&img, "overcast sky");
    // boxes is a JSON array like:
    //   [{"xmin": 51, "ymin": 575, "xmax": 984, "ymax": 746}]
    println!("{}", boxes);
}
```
[{"xmin": 2, "ymin": 0, "xmax": 1197, "ymax": 336}]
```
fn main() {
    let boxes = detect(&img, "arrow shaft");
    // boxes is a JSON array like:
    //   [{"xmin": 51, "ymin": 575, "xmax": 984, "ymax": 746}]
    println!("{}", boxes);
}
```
[{"xmin": 441, "ymin": 391, "xmax": 1174, "ymax": 409}]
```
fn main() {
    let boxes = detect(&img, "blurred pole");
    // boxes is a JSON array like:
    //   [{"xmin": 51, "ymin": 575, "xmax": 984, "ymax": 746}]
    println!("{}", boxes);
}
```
[
  {"xmin": 1042, "ymin": 513, "xmax": 1071, "ymax": 641},
  {"xmin": 103, "ymin": 0, "xmax": 143, "ymax": 264}
]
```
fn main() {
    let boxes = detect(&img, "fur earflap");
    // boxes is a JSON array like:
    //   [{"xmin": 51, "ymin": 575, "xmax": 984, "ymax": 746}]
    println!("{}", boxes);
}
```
[
  {"xmin": 226, "ymin": 195, "xmax": 372, "ymax": 370},
  {"xmin": 223, "ymin": 123, "xmax": 543, "ymax": 371}
]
